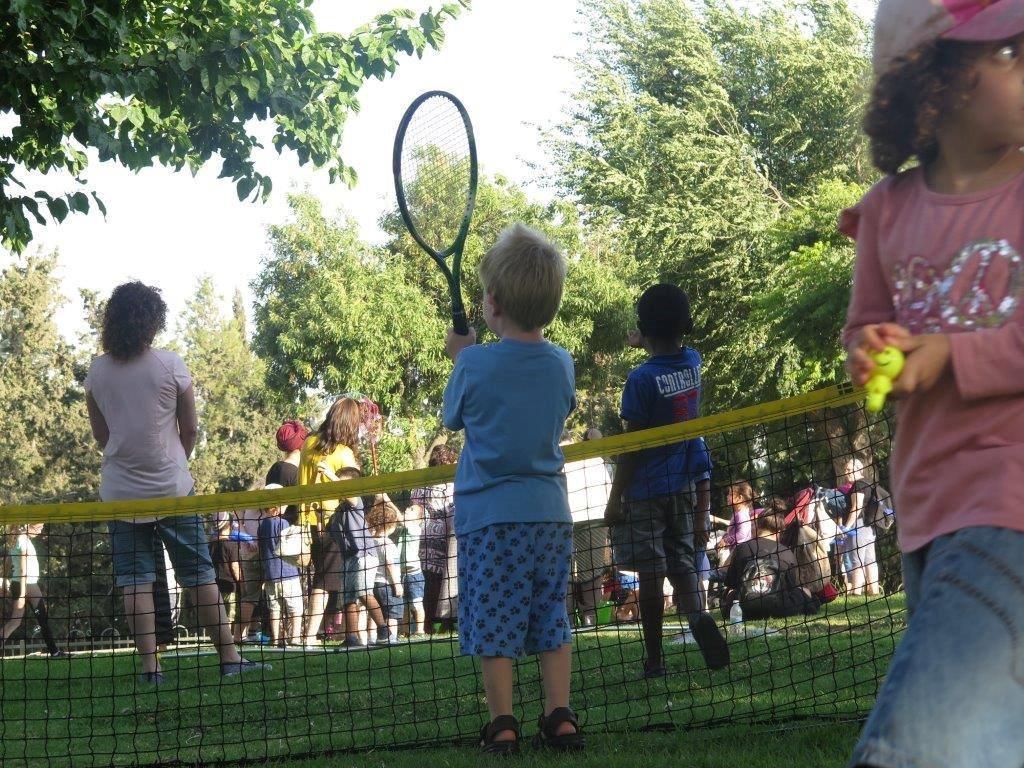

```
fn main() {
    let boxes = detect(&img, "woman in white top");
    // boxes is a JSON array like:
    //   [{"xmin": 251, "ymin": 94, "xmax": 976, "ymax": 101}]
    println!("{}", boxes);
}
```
[
  {"xmin": 1, "ymin": 523, "xmax": 62, "ymax": 656},
  {"xmin": 85, "ymin": 282, "xmax": 266, "ymax": 684},
  {"xmin": 563, "ymin": 430, "xmax": 613, "ymax": 627}
]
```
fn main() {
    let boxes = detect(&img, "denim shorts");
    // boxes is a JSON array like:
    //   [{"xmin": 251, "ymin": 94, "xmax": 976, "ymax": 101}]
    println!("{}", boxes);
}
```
[
  {"xmin": 342, "ymin": 554, "xmax": 377, "ymax": 604},
  {"xmin": 458, "ymin": 522, "xmax": 572, "ymax": 658},
  {"xmin": 840, "ymin": 523, "xmax": 877, "ymax": 573},
  {"xmin": 850, "ymin": 526, "xmax": 1024, "ymax": 768},
  {"xmin": 108, "ymin": 514, "xmax": 216, "ymax": 589},
  {"xmin": 374, "ymin": 583, "xmax": 404, "ymax": 621},
  {"xmin": 403, "ymin": 570, "xmax": 425, "ymax": 603}
]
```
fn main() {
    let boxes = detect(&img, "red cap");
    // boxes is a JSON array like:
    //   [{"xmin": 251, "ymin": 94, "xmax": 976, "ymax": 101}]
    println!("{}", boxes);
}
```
[{"xmin": 275, "ymin": 420, "xmax": 309, "ymax": 452}]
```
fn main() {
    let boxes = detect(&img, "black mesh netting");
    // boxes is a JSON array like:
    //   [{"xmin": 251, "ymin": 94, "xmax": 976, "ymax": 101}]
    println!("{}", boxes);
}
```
[{"xmin": 0, "ymin": 389, "xmax": 901, "ymax": 766}]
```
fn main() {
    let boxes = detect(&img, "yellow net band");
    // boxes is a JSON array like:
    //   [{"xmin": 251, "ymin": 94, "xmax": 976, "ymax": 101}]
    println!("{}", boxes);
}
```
[{"xmin": 0, "ymin": 382, "xmax": 861, "ymax": 524}]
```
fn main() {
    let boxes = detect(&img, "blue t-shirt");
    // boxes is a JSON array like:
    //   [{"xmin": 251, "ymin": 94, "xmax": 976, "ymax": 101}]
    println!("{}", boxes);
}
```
[
  {"xmin": 258, "ymin": 516, "xmax": 299, "ymax": 582},
  {"xmin": 442, "ymin": 338, "xmax": 576, "ymax": 536},
  {"xmin": 620, "ymin": 347, "xmax": 712, "ymax": 501}
]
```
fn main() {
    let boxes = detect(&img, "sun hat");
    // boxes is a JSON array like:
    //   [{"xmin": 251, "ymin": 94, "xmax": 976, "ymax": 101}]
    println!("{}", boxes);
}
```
[
  {"xmin": 275, "ymin": 419, "xmax": 309, "ymax": 452},
  {"xmin": 874, "ymin": 0, "xmax": 1024, "ymax": 74}
]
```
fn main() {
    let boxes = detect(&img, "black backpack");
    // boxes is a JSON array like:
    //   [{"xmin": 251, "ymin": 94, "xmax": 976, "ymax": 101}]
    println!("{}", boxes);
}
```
[{"xmin": 739, "ymin": 554, "xmax": 782, "ymax": 602}]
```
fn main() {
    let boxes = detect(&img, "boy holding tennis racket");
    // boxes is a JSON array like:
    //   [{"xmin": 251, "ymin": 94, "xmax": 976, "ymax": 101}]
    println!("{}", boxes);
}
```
[{"xmin": 443, "ymin": 223, "xmax": 583, "ymax": 755}]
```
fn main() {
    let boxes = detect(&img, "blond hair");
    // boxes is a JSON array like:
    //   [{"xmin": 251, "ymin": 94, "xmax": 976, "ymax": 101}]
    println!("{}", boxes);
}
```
[
  {"xmin": 365, "ymin": 497, "xmax": 401, "ymax": 537},
  {"xmin": 478, "ymin": 223, "xmax": 566, "ymax": 331}
]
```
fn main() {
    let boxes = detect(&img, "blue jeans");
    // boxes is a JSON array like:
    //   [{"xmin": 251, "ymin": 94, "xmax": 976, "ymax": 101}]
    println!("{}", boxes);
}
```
[{"xmin": 850, "ymin": 526, "xmax": 1024, "ymax": 768}]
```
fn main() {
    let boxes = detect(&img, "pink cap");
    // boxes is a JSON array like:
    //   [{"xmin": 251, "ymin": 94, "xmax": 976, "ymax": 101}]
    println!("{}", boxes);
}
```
[{"xmin": 874, "ymin": 0, "xmax": 1024, "ymax": 74}]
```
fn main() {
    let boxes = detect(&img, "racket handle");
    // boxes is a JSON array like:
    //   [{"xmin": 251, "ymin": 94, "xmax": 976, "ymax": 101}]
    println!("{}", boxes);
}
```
[{"xmin": 452, "ymin": 309, "xmax": 469, "ymax": 336}]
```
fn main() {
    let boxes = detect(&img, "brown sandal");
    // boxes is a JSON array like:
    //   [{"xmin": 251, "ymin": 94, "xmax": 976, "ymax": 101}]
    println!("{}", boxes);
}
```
[
  {"xmin": 533, "ymin": 707, "xmax": 585, "ymax": 751},
  {"xmin": 479, "ymin": 714, "xmax": 521, "ymax": 756}
]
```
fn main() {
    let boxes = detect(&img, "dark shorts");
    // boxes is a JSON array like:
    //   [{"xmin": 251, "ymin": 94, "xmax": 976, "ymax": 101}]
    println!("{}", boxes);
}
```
[
  {"xmin": 458, "ymin": 522, "xmax": 572, "ymax": 658},
  {"xmin": 403, "ymin": 570, "xmax": 425, "ymax": 603},
  {"xmin": 311, "ymin": 530, "xmax": 344, "ymax": 592},
  {"xmin": 610, "ymin": 491, "xmax": 696, "ymax": 578},
  {"xmin": 236, "ymin": 557, "xmax": 263, "ymax": 604},
  {"xmin": 373, "ymin": 583, "xmax": 404, "ymax": 621}
]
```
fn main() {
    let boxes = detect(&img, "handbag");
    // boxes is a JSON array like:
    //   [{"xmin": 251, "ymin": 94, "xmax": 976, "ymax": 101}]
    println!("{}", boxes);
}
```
[{"xmin": 278, "ymin": 522, "xmax": 312, "ymax": 568}]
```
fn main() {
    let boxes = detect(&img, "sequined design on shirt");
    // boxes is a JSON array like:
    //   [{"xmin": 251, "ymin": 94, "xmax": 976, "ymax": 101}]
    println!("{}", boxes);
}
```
[{"xmin": 892, "ymin": 239, "xmax": 1023, "ymax": 334}]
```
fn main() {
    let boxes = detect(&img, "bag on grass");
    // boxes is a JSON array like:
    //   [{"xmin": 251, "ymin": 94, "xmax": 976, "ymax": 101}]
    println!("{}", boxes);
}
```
[{"xmin": 739, "ymin": 554, "xmax": 782, "ymax": 602}]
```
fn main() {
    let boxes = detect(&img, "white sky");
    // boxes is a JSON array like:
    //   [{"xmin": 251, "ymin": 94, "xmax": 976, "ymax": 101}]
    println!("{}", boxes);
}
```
[{"xmin": 11, "ymin": 1, "xmax": 583, "ymax": 338}]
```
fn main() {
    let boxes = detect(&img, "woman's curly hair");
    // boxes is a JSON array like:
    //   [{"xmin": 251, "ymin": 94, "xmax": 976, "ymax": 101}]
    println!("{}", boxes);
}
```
[
  {"xmin": 101, "ymin": 282, "xmax": 167, "ymax": 360},
  {"xmin": 865, "ymin": 39, "xmax": 987, "ymax": 175},
  {"xmin": 428, "ymin": 443, "xmax": 458, "ymax": 467}
]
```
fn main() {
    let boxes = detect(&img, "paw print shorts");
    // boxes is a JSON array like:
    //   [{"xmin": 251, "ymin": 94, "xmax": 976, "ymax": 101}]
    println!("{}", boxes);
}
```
[{"xmin": 457, "ymin": 522, "xmax": 573, "ymax": 657}]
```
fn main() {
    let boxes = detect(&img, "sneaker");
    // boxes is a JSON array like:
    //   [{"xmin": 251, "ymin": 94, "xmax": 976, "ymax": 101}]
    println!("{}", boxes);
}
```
[
  {"xmin": 343, "ymin": 635, "xmax": 366, "ymax": 649},
  {"xmin": 48, "ymin": 649, "xmax": 70, "ymax": 658},
  {"xmin": 690, "ymin": 612, "xmax": 730, "ymax": 670},
  {"xmin": 138, "ymin": 671, "xmax": 167, "ymax": 686},
  {"xmin": 220, "ymin": 659, "xmax": 271, "ymax": 678}
]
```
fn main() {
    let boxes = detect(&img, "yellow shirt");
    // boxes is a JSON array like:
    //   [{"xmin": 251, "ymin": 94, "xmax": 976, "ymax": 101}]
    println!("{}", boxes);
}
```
[{"xmin": 297, "ymin": 435, "xmax": 359, "ymax": 527}]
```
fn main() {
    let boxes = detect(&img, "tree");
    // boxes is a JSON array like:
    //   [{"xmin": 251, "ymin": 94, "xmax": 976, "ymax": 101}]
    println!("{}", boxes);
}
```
[
  {"xmin": 253, "ymin": 194, "xmax": 451, "ymax": 471},
  {"xmin": 179, "ymin": 277, "xmax": 281, "ymax": 493},
  {"xmin": 253, "ymin": 174, "xmax": 637, "ymax": 468},
  {"xmin": 0, "ymin": 251, "xmax": 98, "ymax": 506},
  {"xmin": 0, "ymin": 0, "xmax": 467, "ymax": 251},
  {"xmin": 553, "ymin": 0, "xmax": 874, "ymax": 412}
]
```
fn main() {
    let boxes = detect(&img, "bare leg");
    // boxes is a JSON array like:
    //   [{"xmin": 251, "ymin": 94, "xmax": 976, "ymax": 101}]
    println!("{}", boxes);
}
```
[
  {"xmin": 192, "ymin": 582, "xmax": 240, "ymax": 664},
  {"xmin": 304, "ymin": 587, "xmax": 327, "ymax": 643},
  {"xmin": 411, "ymin": 601, "xmax": 425, "ymax": 634},
  {"xmin": 539, "ymin": 643, "xmax": 577, "ymax": 736},
  {"xmin": 234, "ymin": 600, "xmax": 255, "ymax": 643},
  {"xmin": 363, "ymin": 595, "xmax": 386, "ymax": 630},
  {"xmin": 638, "ymin": 572, "xmax": 665, "ymax": 669},
  {"xmin": 1, "ymin": 603, "xmax": 26, "ymax": 641},
  {"xmin": 344, "ymin": 602, "xmax": 361, "ymax": 642},
  {"xmin": 123, "ymin": 583, "xmax": 158, "ymax": 673},
  {"xmin": 481, "ymin": 656, "xmax": 516, "ymax": 741},
  {"xmin": 270, "ymin": 605, "xmax": 282, "ymax": 645},
  {"xmin": 866, "ymin": 562, "xmax": 882, "ymax": 595}
]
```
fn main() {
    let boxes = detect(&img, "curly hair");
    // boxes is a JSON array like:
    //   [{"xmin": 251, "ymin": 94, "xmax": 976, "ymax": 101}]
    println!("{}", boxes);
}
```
[
  {"xmin": 865, "ymin": 39, "xmax": 987, "ymax": 175},
  {"xmin": 428, "ymin": 443, "xmax": 458, "ymax": 467},
  {"xmin": 101, "ymin": 282, "xmax": 167, "ymax": 360}
]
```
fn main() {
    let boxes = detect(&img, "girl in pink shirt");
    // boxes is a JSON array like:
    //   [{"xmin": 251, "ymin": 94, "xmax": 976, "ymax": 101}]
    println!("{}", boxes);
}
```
[
  {"xmin": 717, "ymin": 481, "xmax": 754, "ymax": 569},
  {"xmin": 844, "ymin": 2, "xmax": 1024, "ymax": 766}
]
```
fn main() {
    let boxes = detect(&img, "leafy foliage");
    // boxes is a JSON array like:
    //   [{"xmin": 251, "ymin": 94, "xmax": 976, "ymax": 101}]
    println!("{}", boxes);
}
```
[
  {"xmin": 0, "ymin": 0, "xmax": 467, "ymax": 251},
  {"xmin": 179, "ymin": 277, "xmax": 283, "ymax": 493},
  {"xmin": 0, "ymin": 252, "xmax": 97, "ymax": 506},
  {"xmin": 552, "ymin": 0, "xmax": 874, "ymax": 411}
]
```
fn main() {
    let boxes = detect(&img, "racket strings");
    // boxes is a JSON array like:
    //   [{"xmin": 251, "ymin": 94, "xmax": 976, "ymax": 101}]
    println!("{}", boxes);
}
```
[{"xmin": 399, "ymin": 97, "xmax": 473, "ymax": 254}]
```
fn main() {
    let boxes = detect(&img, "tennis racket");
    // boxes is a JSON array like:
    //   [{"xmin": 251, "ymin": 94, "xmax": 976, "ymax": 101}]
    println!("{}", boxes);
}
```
[{"xmin": 393, "ymin": 90, "xmax": 478, "ymax": 335}]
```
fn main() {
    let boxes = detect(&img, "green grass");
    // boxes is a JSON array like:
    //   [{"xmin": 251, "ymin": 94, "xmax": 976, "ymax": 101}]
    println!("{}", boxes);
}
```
[
  {"xmin": 265, "ymin": 725, "xmax": 865, "ymax": 768},
  {"xmin": 0, "ymin": 595, "xmax": 904, "ymax": 767}
]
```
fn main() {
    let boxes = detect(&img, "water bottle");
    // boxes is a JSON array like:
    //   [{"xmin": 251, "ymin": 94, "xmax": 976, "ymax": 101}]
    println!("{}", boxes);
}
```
[{"xmin": 728, "ymin": 601, "xmax": 744, "ymax": 637}]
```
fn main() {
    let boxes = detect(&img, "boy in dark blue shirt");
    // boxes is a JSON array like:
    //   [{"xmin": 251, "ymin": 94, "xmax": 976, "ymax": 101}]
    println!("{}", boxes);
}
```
[{"xmin": 605, "ymin": 284, "xmax": 729, "ymax": 677}]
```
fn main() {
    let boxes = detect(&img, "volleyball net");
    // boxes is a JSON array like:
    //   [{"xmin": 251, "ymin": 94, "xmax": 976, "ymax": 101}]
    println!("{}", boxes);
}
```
[{"xmin": 0, "ymin": 383, "xmax": 902, "ymax": 766}]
